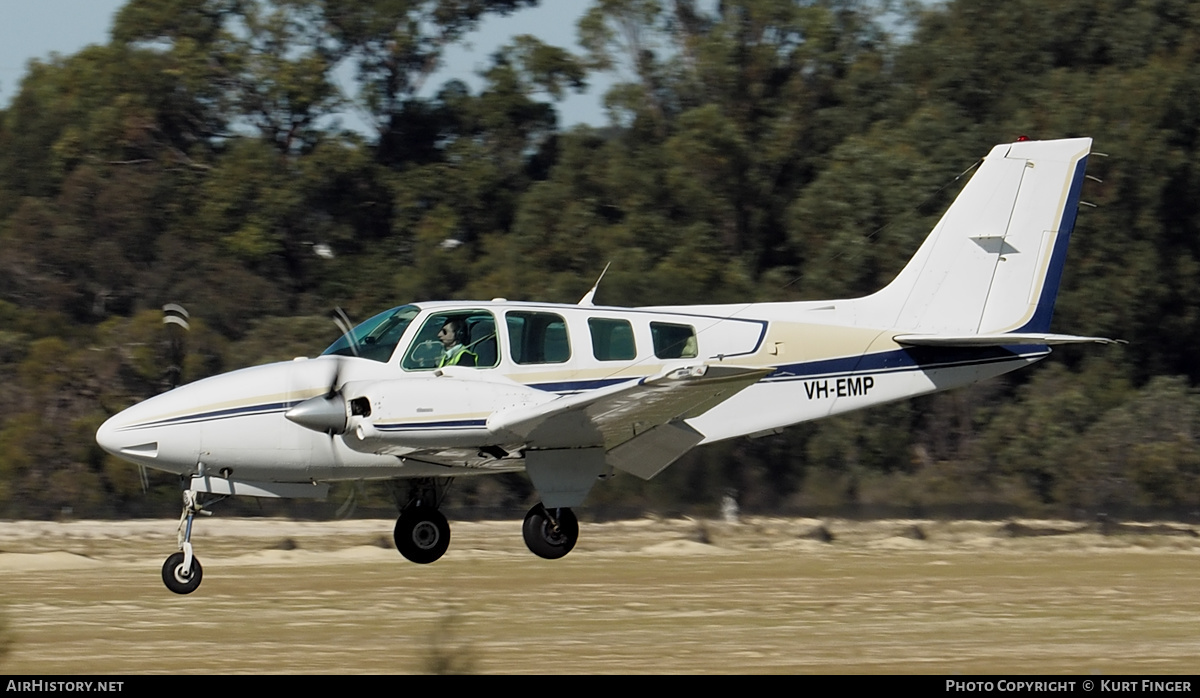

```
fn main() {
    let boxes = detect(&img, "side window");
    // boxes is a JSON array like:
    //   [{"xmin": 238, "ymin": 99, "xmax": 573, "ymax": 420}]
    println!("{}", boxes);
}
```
[
  {"xmin": 589, "ymin": 318, "xmax": 636, "ymax": 361},
  {"xmin": 401, "ymin": 310, "xmax": 499, "ymax": 370},
  {"xmin": 651, "ymin": 322, "xmax": 698, "ymax": 359},
  {"xmin": 507, "ymin": 311, "xmax": 570, "ymax": 364}
]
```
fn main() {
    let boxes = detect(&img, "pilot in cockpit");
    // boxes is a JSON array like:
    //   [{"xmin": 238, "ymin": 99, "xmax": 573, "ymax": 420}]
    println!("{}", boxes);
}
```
[{"xmin": 437, "ymin": 319, "xmax": 477, "ymax": 367}]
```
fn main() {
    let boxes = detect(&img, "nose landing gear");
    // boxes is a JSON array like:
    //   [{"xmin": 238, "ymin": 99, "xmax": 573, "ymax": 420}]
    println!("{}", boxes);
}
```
[{"xmin": 162, "ymin": 487, "xmax": 220, "ymax": 595}]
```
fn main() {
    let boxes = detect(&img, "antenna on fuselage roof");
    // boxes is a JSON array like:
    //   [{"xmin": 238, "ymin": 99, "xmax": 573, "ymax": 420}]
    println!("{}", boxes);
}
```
[{"xmin": 577, "ymin": 262, "xmax": 612, "ymax": 307}]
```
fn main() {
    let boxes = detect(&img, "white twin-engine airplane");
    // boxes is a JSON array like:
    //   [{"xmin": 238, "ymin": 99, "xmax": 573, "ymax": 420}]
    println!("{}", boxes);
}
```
[{"xmin": 98, "ymin": 137, "xmax": 1114, "ymax": 593}]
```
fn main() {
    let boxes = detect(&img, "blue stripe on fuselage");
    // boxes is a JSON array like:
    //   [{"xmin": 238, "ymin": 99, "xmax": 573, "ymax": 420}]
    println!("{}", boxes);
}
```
[
  {"xmin": 116, "ymin": 400, "xmax": 300, "ymax": 431},
  {"xmin": 764, "ymin": 345, "xmax": 1045, "ymax": 383},
  {"xmin": 528, "ymin": 377, "xmax": 631, "ymax": 393},
  {"xmin": 375, "ymin": 419, "xmax": 488, "ymax": 432}
]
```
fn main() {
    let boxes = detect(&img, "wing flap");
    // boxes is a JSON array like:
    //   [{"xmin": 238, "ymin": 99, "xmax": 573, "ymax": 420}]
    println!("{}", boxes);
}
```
[{"xmin": 606, "ymin": 422, "xmax": 705, "ymax": 480}]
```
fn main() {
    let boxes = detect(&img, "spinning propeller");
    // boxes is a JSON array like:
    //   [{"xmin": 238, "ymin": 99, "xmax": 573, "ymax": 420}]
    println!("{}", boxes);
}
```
[
  {"xmin": 282, "ymin": 309, "xmax": 377, "ymax": 518},
  {"xmin": 284, "ymin": 310, "xmax": 356, "ymax": 436}
]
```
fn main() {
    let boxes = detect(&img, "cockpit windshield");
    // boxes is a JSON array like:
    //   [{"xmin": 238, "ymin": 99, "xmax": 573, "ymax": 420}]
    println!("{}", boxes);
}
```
[{"xmin": 321, "ymin": 305, "xmax": 421, "ymax": 362}]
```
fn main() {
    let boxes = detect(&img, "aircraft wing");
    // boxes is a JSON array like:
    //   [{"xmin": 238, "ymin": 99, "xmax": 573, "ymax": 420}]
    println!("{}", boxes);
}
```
[{"xmin": 487, "ymin": 364, "xmax": 772, "ymax": 462}]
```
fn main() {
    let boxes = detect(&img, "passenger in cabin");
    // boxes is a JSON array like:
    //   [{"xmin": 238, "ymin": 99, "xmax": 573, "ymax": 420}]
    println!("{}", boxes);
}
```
[{"xmin": 437, "ymin": 319, "xmax": 477, "ymax": 367}]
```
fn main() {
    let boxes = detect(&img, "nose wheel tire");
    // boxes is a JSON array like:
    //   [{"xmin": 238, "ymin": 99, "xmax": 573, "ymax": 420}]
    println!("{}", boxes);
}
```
[
  {"xmin": 522, "ymin": 504, "xmax": 579, "ymax": 560},
  {"xmin": 394, "ymin": 508, "xmax": 451, "ymax": 564},
  {"xmin": 162, "ymin": 552, "xmax": 203, "ymax": 594}
]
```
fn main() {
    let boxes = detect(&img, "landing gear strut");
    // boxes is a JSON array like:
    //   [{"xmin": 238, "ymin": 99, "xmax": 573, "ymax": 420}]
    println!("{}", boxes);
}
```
[
  {"xmin": 391, "ymin": 478, "xmax": 453, "ymax": 564},
  {"xmin": 522, "ymin": 504, "xmax": 579, "ymax": 560},
  {"xmin": 162, "ymin": 488, "xmax": 217, "ymax": 594}
]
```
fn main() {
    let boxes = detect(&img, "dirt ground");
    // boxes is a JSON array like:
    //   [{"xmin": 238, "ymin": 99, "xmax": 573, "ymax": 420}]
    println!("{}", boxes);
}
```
[{"xmin": 0, "ymin": 516, "xmax": 1197, "ymax": 674}]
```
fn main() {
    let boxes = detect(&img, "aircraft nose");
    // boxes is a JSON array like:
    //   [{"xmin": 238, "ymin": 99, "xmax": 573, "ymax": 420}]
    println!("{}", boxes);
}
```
[
  {"xmin": 96, "ymin": 410, "xmax": 159, "ymax": 460},
  {"xmin": 95, "ymin": 412, "xmax": 123, "ymax": 456}
]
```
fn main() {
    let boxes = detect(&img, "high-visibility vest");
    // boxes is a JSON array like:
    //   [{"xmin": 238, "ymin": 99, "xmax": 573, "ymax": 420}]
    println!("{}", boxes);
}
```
[{"xmin": 438, "ymin": 345, "xmax": 477, "ymax": 368}]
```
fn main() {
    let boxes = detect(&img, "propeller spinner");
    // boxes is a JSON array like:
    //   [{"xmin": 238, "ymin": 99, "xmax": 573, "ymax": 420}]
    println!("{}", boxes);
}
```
[{"xmin": 285, "ymin": 389, "xmax": 348, "ymax": 434}]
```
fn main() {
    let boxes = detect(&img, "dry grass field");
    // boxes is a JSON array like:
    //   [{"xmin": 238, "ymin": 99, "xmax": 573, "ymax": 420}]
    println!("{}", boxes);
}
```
[{"xmin": 0, "ymin": 516, "xmax": 1197, "ymax": 674}]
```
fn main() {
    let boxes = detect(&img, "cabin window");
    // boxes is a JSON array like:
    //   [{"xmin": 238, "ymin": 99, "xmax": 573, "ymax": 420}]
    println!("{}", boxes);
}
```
[
  {"xmin": 400, "ymin": 310, "xmax": 499, "ymax": 370},
  {"xmin": 589, "ymin": 318, "xmax": 636, "ymax": 361},
  {"xmin": 650, "ymin": 322, "xmax": 698, "ymax": 359},
  {"xmin": 507, "ymin": 311, "xmax": 570, "ymax": 364}
]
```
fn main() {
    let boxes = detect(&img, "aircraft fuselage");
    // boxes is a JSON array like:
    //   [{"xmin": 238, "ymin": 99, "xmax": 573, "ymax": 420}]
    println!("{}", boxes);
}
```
[{"xmin": 97, "ymin": 300, "xmax": 1046, "ymax": 484}]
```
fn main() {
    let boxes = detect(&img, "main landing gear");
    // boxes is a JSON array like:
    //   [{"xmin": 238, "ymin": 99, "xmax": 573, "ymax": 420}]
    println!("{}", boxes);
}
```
[
  {"xmin": 392, "ymin": 478, "xmax": 452, "ymax": 564},
  {"xmin": 388, "ymin": 479, "xmax": 582, "ymax": 563},
  {"xmin": 162, "ymin": 488, "xmax": 221, "ymax": 595},
  {"xmin": 522, "ymin": 503, "xmax": 579, "ymax": 560},
  {"xmin": 394, "ymin": 507, "xmax": 451, "ymax": 564}
]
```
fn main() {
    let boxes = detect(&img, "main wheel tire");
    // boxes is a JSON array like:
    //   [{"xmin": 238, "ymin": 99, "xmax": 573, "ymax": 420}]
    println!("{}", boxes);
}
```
[
  {"xmin": 522, "ymin": 504, "xmax": 579, "ymax": 560},
  {"xmin": 394, "ymin": 508, "xmax": 451, "ymax": 564},
  {"xmin": 162, "ymin": 552, "xmax": 203, "ymax": 594}
]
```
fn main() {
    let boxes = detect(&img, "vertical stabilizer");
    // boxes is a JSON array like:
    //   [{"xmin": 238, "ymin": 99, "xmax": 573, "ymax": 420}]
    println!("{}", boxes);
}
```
[{"xmin": 859, "ymin": 138, "xmax": 1092, "ymax": 334}]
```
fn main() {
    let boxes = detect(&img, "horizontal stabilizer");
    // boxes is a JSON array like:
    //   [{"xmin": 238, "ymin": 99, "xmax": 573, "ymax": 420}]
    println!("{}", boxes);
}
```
[{"xmin": 894, "ymin": 333, "xmax": 1122, "ymax": 347}]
